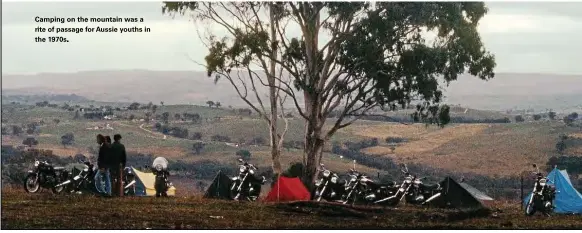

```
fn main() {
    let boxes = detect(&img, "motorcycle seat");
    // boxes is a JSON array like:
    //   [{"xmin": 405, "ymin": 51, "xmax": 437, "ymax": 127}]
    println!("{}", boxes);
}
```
[
  {"xmin": 54, "ymin": 167, "xmax": 66, "ymax": 170},
  {"xmin": 421, "ymin": 183, "xmax": 440, "ymax": 190}
]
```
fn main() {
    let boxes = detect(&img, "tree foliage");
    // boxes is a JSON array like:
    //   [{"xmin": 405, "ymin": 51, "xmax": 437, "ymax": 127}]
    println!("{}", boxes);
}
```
[
  {"xmin": 162, "ymin": 2, "xmax": 496, "ymax": 183},
  {"xmin": 236, "ymin": 149, "xmax": 252, "ymax": 160},
  {"xmin": 61, "ymin": 133, "xmax": 75, "ymax": 148},
  {"xmin": 515, "ymin": 115, "xmax": 525, "ymax": 123},
  {"xmin": 22, "ymin": 137, "xmax": 39, "ymax": 147}
]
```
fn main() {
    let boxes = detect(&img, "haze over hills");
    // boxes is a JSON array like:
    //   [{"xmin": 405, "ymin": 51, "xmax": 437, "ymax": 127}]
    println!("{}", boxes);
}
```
[{"xmin": 2, "ymin": 70, "xmax": 581, "ymax": 113}]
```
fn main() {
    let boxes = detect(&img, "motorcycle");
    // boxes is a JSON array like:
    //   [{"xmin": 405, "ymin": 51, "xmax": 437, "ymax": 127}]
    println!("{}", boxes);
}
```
[
  {"xmin": 123, "ymin": 167, "xmax": 137, "ymax": 196},
  {"xmin": 341, "ymin": 168, "xmax": 382, "ymax": 205},
  {"xmin": 313, "ymin": 163, "xmax": 345, "ymax": 202},
  {"xmin": 374, "ymin": 164, "xmax": 441, "ymax": 206},
  {"xmin": 23, "ymin": 160, "xmax": 69, "ymax": 194},
  {"xmin": 152, "ymin": 157, "xmax": 172, "ymax": 197},
  {"xmin": 54, "ymin": 160, "xmax": 98, "ymax": 194},
  {"xmin": 525, "ymin": 164, "xmax": 556, "ymax": 216},
  {"xmin": 230, "ymin": 158, "xmax": 266, "ymax": 201}
]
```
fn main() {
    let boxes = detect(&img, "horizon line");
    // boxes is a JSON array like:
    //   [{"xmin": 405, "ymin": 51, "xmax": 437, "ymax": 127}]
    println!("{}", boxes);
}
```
[{"xmin": 2, "ymin": 69, "xmax": 582, "ymax": 77}]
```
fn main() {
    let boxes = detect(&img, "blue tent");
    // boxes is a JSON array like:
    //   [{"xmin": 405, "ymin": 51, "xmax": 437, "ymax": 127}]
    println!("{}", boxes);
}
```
[{"xmin": 522, "ymin": 168, "xmax": 582, "ymax": 214}]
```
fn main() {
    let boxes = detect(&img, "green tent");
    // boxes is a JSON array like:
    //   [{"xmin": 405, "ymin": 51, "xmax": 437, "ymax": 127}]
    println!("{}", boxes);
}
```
[
  {"xmin": 429, "ymin": 177, "xmax": 485, "ymax": 209},
  {"xmin": 204, "ymin": 171, "xmax": 233, "ymax": 199}
]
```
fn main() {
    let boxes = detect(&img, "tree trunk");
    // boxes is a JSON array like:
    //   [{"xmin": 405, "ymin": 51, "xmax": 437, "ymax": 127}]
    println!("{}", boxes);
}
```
[
  {"xmin": 268, "ymin": 4, "xmax": 282, "ymax": 175},
  {"xmin": 303, "ymin": 133, "xmax": 325, "ymax": 189},
  {"xmin": 301, "ymin": 91, "xmax": 326, "ymax": 188}
]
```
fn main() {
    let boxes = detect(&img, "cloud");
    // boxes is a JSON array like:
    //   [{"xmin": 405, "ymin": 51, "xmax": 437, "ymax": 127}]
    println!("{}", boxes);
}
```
[
  {"xmin": 3, "ymin": 2, "xmax": 582, "ymax": 75},
  {"xmin": 478, "ymin": 13, "xmax": 581, "ymax": 34}
]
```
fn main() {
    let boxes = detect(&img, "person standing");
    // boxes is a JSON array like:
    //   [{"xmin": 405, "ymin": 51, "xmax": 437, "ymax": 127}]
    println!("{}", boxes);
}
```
[
  {"xmin": 111, "ymin": 134, "xmax": 127, "ymax": 197},
  {"xmin": 96, "ymin": 134, "xmax": 112, "ymax": 196}
]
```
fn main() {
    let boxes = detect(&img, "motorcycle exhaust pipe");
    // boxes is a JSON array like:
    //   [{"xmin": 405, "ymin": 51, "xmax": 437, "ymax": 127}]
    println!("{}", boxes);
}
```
[
  {"xmin": 124, "ymin": 180, "xmax": 136, "ymax": 189},
  {"xmin": 422, "ymin": 193, "xmax": 441, "ymax": 205},
  {"xmin": 55, "ymin": 180, "xmax": 71, "ymax": 187},
  {"xmin": 374, "ymin": 194, "xmax": 399, "ymax": 204}
]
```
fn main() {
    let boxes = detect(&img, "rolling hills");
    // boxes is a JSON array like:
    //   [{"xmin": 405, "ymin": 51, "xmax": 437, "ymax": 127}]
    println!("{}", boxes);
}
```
[{"xmin": 3, "ymin": 70, "xmax": 582, "ymax": 112}]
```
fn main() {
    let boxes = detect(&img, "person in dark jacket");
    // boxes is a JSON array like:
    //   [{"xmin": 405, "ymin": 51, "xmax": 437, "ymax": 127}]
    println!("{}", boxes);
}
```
[
  {"xmin": 95, "ymin": 134, "xmax": 112, "ymax": 196},
  {"xmin": 110, "ymin": 134, "xmax": 127, "ymax": 197}
]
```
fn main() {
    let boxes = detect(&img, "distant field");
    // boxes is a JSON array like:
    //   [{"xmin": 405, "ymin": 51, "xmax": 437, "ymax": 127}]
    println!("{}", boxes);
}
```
[
  {"xmin": 355, "ymin": 122, "xmax": 580, "ymax": 177},
  {"xmin": 2, "ymin": 103, "xmax": 580, "ymax": 179}
]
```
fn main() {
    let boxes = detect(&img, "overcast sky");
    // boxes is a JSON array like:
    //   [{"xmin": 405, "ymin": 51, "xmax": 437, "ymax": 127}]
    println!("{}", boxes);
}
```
[{"xmin": 3, "ymin": 1, "xmax": 582, "ymax": 75}]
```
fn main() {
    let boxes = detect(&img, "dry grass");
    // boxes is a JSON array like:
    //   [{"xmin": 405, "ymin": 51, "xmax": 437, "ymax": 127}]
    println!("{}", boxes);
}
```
[
  {"xmin": 2, "ymin": 188, "xmax": 581, "ymax": 229},
  {"xmin": 357, "ymin": 122, "xmax": 580, "ymax": 177}
]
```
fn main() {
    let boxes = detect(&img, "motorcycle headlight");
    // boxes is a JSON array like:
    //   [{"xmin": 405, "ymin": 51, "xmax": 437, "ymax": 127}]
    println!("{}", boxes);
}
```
[
  {"xmin": 323, "ymin": 170, "xmax": 331, "ymax": 177},
  {"xmin": 405, "ymin": 180, "xmax": 412, "ymax": 184},
  {"xmin": 315, "ymin": 179, "xmax": 322, "ymax": 186},
  {"xmin": 83, "ymin": 168, "xmax": 89, "ymax": 172},
  {"xmin": 249, "ymin": 169, "xmax": 255, "ymax": 175},
  {"xmin": 34, "ymin": 161, "xmax": 39, "ymax": 167},
  {"xmin": 239, "ymin": 165, "xmax": 246, "ymax": 173},
  {"xmin": 331, "ymin": 177, "xmax": 338, "ymax": 183}
]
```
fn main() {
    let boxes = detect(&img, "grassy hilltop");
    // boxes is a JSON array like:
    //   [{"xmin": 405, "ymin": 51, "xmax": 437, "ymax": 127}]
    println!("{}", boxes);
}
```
[
  {"xmin": 2, "ymin": 99, "xmax": 582, "ymax": 230},
  {"xmin": 2, "ymin": 101, "xmax": 581, "ymax": 178}
]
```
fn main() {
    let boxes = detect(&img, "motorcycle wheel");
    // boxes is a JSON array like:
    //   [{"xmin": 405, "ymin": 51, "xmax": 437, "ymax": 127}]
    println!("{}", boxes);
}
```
[
  {"xmin": 525, "ymin": 202, "xmax": 536, "ymax": 216},
  {"xmin": 23, "ymin": 174, "xmax": 40, "ymax": 193}
]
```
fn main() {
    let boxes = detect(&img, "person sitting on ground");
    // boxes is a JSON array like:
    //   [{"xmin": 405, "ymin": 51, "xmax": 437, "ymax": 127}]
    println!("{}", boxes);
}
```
[
  {"xmin": 110, "ymin": 134, "xmax": 127, "ymax": 197},
  {"xmin": 95, "ymin": 134, "xmax": 112, "ymax": 196}
]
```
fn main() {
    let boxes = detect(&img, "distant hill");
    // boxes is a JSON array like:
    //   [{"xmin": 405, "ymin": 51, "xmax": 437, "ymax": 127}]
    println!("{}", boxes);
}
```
[
  {"xmin": 3, "ymin": 70, "xmax": 582, "ymax": 112},
  {"xmin": 1, "ymin": 94, "xmax": 90, "ymax": 104}
]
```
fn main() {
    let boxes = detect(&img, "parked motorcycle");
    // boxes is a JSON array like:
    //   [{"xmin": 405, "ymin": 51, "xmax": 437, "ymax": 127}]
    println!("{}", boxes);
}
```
[
  {"xmin": 152, "ymin": 157, "xmax": 172, "ymax": 197},
  {"xmin": 23, "ymin": 160, "xmax": 69, "ymax": 194},
  {"xmin": 313, "ymin": 163, "xmax": 345, "ymax": 202},
  {"xmin": 230, "ymin": 158, "xmax": 266, "ymax": 201},
  {"xmin": 374, "ymin": 164, "xmax": 441, "ymax": 206},
  {"xmin": 341, "ymin": 168, "xmax": 380, "ymax": 205},
  {"xmin": 54, "ymin": 160, "xmax": 98, "ymax": 194},
  {"xmin": 123, "ymin": 167, "xmax": 136, "ymax": 196},
  {"xmin": 525, "ymin": 164, "xmax": 556, "ymax": 216}
]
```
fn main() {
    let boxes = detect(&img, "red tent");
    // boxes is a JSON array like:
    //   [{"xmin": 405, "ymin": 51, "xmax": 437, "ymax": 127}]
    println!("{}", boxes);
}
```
[{"xmin": 264, "ymin": 176, "xmax": 311, "ymax": 202}]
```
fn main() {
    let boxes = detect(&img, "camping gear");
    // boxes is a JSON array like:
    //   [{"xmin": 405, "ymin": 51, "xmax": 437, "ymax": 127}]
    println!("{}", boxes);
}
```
[
  {"xmin": 523, "ymin": 168, "xmax": 582, "ymax": 214},
  {"xmin": 204, "ymin": 170, "xmax": 233, "ymax": 199},
  {"xmin": 458, "ymin": 182, "xmax": 494, "ymax": 205},
  {"xmin": 131, "ymin": 167, "xmax": 176, "ymax": 196},
  {"xmin": 231, "ymin": 158, "xmax": 265, "ymax": 201},
  {"xmin": 428, "ymin": 177, "xmax": 486, "ymax": 209},
  {"xmin": 264, "ymin": 176, "xmax": 310, "ymax": 202}
]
